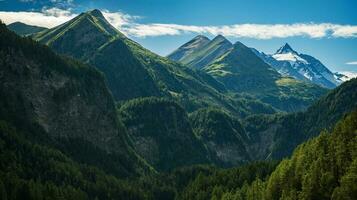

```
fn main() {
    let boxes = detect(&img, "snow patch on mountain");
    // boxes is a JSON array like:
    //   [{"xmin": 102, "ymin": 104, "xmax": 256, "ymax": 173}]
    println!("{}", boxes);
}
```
[{"xmin": 273, "ymin": 52, "xmax": 308, "ymax": 65}]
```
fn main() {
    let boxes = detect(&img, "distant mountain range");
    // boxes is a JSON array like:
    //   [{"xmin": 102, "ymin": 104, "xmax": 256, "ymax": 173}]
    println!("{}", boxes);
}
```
[
  {"xmin": 169, "ymin": 35, "xmax": 352, "ymax": 89},
  {"xmin": 169, "ymin": 35, "xmax": 328, "ymax": 112},
  {"xmin": 251, "ymin": 43, "xmax": 341, "ymax": 88}
]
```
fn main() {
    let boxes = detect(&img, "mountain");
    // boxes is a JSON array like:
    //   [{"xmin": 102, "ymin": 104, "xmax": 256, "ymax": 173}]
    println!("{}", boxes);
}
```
[
  {"xmin": 33, "ymin": 9, "xmax": 161, "ymax": 101},
  {"xmin": 118, "ymin": 97, "xmax": 209, "ymax": 171},
  {"xmin": 32, "ymin": 10, "xmax": 275, "ymax": 117},
  {"xmin": 168, "ymin": 35, "xmax": 233, "ymax": 69},
  {"xmin": 252, "ymin": 43, "xmax": 340, "ymax": 88},
  {"xmin": 7, "ymin": 21, "xmax": 47, "ymax": 36},
  {"xmin": 244, "ymin": 77, "xmax": 357, "ymax": 160},
  {"xmin": 0, "ymin": 22, "xmax": 147, "ymax": 177},
  {"xmin": 204, "ymin": 41, "xmax": 328, "ymax": 112}
]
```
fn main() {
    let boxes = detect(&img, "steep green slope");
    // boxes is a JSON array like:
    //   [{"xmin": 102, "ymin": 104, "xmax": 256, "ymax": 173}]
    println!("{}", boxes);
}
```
[
  {"xmin": 118, "ymin": 97, "xmax": 209, "ymax": 171},
  {"xmin": 33, "ymin": 10, "xmax": 161, "ymax": 101},
  {"xmin": 0, "ymin": 22, "xmax": 147, "ymax": 177},
  {"xmin": 189, "ymin": 108, "xmax": 251, "ymax": 166},
  {"xmin": 270, "ymin": 77, "xmax": 357, "ymax": 159},
  {"xmin": 244, "ymin": 78, "xmax": 357, "ymax": 161},
  {"xmin": 168, "ymin": 35, "xmax": 233, "ymax": 69},
  {"xmin": 205, "ymin": 41, "xmax": 328, "ymax": 112},
  {"xmin": 176, "ymin": 110, "xmax": 356, "ymax": 200},
  {"xmin": 7, "ymin": 22, "xmax": 47, "ymax": 36},
  {"xmin": 223, "ymin": 109, "xmax": 357, "ymax": 200}
]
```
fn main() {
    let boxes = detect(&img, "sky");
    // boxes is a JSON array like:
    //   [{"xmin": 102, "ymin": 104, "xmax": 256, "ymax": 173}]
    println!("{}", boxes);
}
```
[{"xmin": 0, "ymin": 0, "xmax": 357, "ymax": 74}]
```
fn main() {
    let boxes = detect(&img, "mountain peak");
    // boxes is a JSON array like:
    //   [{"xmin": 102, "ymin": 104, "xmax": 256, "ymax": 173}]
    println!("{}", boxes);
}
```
[
  {"xmin": 192, "ymin": 34, "xmax": 210, "ymax": 41},
  {"xmin": 86, "ymin": 9, "xmax": 105, "ymax": 18},
  {"xmin": 213, "ymin": 34, "xmax": 227, "ymax": 40},
  {"xmin": 212, "ymin": 34, "xmax": 232, "ymax": 45},
  {"xmin": 276, "ymin": 43, "xmax": 296, "ymax": 54},
  {"xmin": 189, "ymin": 35, "xmax": 210, "ymax": 44}
]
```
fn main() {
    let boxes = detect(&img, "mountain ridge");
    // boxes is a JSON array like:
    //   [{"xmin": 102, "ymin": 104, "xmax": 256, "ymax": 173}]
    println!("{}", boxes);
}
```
[{"xmin": 7, "ymin": 21, "xmax": 47, "ymax": 36}]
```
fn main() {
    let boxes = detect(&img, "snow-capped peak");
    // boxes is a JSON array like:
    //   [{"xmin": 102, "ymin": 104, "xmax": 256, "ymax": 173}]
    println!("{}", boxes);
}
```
[
  {"xmin": 275, "ymin": 43, "xmax": 297, "ymax": 54},
  {"xmin": 253, "ymin": 43, "xmax": 341, "ymax": 88}
]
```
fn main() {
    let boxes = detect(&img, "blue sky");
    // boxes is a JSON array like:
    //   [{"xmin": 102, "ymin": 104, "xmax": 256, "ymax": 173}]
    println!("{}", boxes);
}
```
[{"xmin": 1, "ymin": 0, "xmax": 357, "ymax": 74}]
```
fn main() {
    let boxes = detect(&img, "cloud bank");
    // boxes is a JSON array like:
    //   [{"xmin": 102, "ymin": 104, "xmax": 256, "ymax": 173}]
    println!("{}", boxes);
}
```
[
  {"xmin": 346, "ymin": 61, "xmax": 357, "ymax": 65},
  {"xmin": 1, "ymin": 8, "xmax": 357, "ymax": 39}
]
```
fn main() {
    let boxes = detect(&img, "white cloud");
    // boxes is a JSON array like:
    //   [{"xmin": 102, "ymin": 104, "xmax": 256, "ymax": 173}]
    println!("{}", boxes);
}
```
[
  {"xmin": 1, "ymin": 8, "xmax": 357, "ymax": 39},
  {"xmin": 121, "ymin": 23, "xmax": 357, "ymax": 39},
  {"xmin": 102, "ymin": 10, "xmax": 139, "ymax": 30},
  {"xmin": 346, "ymin": 61, "xmax": 357, "ymax": 65},
  {"xmin": 0, "ymin": 8, "xmax": 76, "ymax": 28}
]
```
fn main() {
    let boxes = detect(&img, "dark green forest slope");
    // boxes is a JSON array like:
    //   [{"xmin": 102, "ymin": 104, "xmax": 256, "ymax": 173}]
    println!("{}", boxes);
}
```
[
  {"xmin": 118, "ymin": 97, "xmax": 209, "ymax": 171},
  {"xmin": 221, "ymin": 109, "xmax": 357, "ymax": 200},
  {"xmin": 189, "ymin": 108, "xmax": 251, "ymax": 166},
  {"xmin": 0, "ymin": 120, "xmax": 149, "ymax": 200},
  {"xmin": 0, "ymin": 21, "xmax": 148, "ymax": 177}
]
